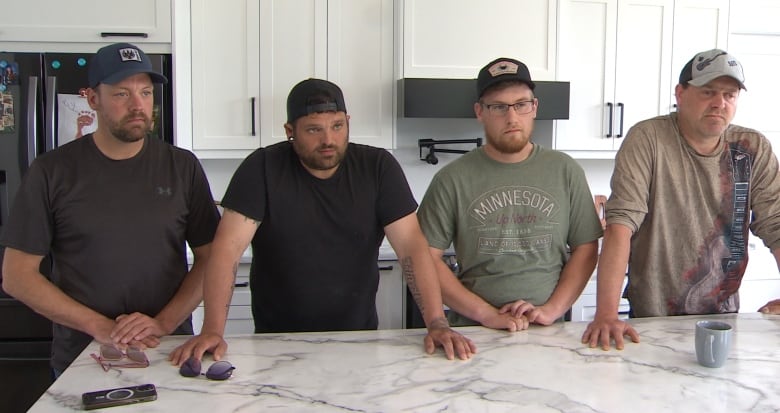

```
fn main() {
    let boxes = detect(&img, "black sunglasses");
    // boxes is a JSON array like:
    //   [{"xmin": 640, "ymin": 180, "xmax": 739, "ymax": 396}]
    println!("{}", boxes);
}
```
[{"xmin": 179, "ymin": 357, "xmax": 235, "ymax": 380}]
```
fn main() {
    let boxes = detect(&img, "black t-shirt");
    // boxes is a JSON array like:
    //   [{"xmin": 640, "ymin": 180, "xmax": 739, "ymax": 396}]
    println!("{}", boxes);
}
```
[
  {"xmin": 0, "ymin": 135, "xmax": 220, "ymax": 371},
  {"xmin": 222, "ymin": 142, "xmax": 417, "ymax": 333}
]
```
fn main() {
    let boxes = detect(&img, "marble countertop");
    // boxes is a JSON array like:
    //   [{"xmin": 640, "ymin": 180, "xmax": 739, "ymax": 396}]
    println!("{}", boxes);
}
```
[{"xmin": 30, "ymin": 313, "xmax": 780, "ymax": 412}]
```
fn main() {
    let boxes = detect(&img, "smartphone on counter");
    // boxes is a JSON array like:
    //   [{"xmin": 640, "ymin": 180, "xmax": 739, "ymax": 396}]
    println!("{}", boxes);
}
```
[{"xmin": 82, "ymin": 383, "xmax": 157, "ymax": 410}]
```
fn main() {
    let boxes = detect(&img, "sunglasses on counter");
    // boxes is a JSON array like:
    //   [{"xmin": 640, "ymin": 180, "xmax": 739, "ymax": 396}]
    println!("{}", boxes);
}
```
[
  {"xmin": 90, "ymin": 344, "xmax": 150, "ymax": 372},
  {"xmin": 179, "ymin": 357, "xmax": 235, "ymax": 380}
]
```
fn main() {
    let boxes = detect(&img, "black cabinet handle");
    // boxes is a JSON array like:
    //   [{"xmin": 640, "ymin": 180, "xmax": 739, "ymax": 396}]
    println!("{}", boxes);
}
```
[
  {"xmin": 606, "ymin": 102, "xmax": 614, "ymax": 138},
  {"xmin": 617, "ymin": 102, "xmax": 625, "ymax": 138},
  {"xmin": 250, "ymin": 97, "xmax": 256, "ymax": 136},
  {"xmin": 100, "ymin": 32, "xmax": 149, "ymax": 38},
  {"xmin": 378, "ymin": 265, "xmax": 394, "ymax": 271}
]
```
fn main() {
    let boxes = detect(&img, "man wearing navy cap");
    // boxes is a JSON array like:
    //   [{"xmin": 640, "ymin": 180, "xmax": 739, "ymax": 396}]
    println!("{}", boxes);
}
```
[
  {"xmin": 170, "ymin": 78, "xmax": 477, "ymax": 364},
  {"xmin": 583, "ymin": 49, "xmax": 780, "ymax": 351},
  {"xmin": 417, "ymin": 58, "xmax": 603, "ymax": 331},
  {"xmin": 1, "ymin": 43, "xmax": 220, "ymax": 376}
]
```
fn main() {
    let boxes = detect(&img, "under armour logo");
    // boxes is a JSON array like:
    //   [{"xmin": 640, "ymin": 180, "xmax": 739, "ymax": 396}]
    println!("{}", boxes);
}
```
[
  {"xmin": 156, "ymin": 186, "xmax": 172, "ymax": 196},
  {"xmin": 119, "ymin": 48, "xmax": 142, "ymax": 62}
]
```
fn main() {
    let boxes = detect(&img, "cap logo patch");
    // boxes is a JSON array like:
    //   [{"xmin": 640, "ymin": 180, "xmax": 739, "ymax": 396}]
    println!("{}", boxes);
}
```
[
  {"xmin": 695, "ymin": 51, "xmax": 726, "ymax": 71},
  {"xmin": 118, "ymin": 48, "xmax": 142, "ymax": 62},
  {"xmin": 487, "ymin": 61, "xmax": 519, "ymax": 77}
]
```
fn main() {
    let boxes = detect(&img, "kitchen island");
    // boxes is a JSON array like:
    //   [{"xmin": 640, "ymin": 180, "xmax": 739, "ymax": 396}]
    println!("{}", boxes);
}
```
[{"xmin": 29, "ymin": 313, "xmax": 779, "ymax": 412}]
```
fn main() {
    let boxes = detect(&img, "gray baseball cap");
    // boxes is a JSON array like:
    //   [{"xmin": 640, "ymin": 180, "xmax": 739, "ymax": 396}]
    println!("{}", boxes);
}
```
[{"xmin": 679, "ymin": 49, "xmax": 746, "ymax": 90}]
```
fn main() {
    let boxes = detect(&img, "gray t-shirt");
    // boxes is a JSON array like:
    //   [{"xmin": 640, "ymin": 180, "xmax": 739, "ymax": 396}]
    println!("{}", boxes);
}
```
[
  {"xmin": 419, "ymin": 145, "xmax": 603, "ymax": 325},
  {"xmin": 607, "ymin": 113, "xmax": 780, "ymax": 317}
]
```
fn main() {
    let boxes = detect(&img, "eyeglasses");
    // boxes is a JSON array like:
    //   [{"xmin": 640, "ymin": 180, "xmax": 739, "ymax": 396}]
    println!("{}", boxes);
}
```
[
  {"xmin": 90, "ymin": 345, "xmax": 149, "ymax": 372},
  {"xmin": 481, "ymin": 100, "xmax": 536, "ymax": 116},
  {"xmin": 179, "ymin": 357, "xmax": 235, "ymax": 381}
]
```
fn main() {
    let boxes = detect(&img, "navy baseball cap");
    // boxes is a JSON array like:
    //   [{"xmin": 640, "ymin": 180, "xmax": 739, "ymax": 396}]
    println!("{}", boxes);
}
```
[
  {"xmin": 286, "ymin": 78, "xmax": 347, "ymax": 124},
  {"xmin": 88, "ymin": 43, "xmax": 168, "ymax": 88}
]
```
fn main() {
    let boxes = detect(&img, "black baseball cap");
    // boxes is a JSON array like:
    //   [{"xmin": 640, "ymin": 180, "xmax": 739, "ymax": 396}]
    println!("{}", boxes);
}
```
[
  {"xmin": 286, "ymin": 78, "xmax": 348, "ymax": 124},
  {"xmin": 476, "ymin": 57, "xmax": 536, "ymax": 98},
  {"xmin": 88, "ymin": 43, "xmax": 168, "ymax": 88}
]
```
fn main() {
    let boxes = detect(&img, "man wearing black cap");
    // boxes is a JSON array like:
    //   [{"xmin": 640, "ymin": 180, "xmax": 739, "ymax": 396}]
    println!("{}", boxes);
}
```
[
  {"xmin": 1, "ymin": 43, "xmax": 220, "ymax": 376},
  {"xmin": 417, "ymin": 58, "xmax": 603, "ymax": 331},
  {"xmin": 170, "ymin": 78, "xmax": 476, "ymax": 364},
  {"xmin": 583, "ymin": 49, "xmax": 780, "ymax": 351}
]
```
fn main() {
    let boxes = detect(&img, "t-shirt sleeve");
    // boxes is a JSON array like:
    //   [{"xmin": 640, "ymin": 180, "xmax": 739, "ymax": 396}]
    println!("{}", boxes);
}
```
[
  {"xmin": 376, "ymin": 150, "xmax": 418, "ymax": 227},
  {"xmin": 565, "ymin": 158, "xmax": 604, "ymax": 246},
  {"xmin": 417, "ymin": 172, "xmax": 455, "ymax": 251},
  {"xmin": 0, "ymin": 161, "xmax": 54, "ymax": 256},
  {"xmin": 606, "ymin": 123, "xmax": 655, "ymax": 232},
  {"xmin": 184, "ymin": 155, "xmax": 221, "ymax": 248},
  {"xmin": 221, "ymin": 149, "xmax": 267, "ymax": 221},
  {"xmin": 746, "ymin": 134, "xmax": 780, "ymax": 250}
]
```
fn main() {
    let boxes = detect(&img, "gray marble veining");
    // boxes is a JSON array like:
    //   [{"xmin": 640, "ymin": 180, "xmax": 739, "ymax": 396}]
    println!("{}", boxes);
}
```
[{"xmin": 29, "ymin": 313, "xmax": 780, "ymax": 412}]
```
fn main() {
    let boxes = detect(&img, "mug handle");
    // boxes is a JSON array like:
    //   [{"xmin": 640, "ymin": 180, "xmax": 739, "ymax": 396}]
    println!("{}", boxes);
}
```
[{"xmin": 708, "ymin": 335, "xmax": 715, "ymax": 364}]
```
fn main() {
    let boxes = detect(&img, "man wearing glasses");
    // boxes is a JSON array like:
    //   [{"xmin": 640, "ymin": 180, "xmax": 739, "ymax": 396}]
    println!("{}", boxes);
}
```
[{"xmin": 417, "ymin": 57, "xmax": 603, "ymax": 331}]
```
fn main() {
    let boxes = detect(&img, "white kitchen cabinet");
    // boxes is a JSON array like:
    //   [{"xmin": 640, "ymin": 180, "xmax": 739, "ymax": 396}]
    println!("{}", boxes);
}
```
[
  {"xmin": 189, "ymin": 0, "xmax": 263, "ymax": 153},
  {"xmin": 400, "ymin": 0, "xmax": 557, "ymax": 80},
  {"xmin": 192, "ymin": 260, "xmax": 404, "ymax": 333},
  {"xmin": 728, "ymin": 0, "xmax": 780, "ymax": 151},
  {"xmin": 669, "ymin": 0, "xmax": 730, "ymax": 99},
  {"xmin": 259, "ymin": 0, "xmax": 394, "ymax": 149},
  {"xmin": 186, "ymin": 0, "xmax": 393, "ymax": 158},
  {"xmin": 556, "ymin": 0, "xmax": 674, "ymax": 155},
  {"xmin": 0, "ymin": 0, "xmax": 171, "ymax": 51},
  {"xmin": 740, "ymin": 235, "xmax": 780, "ymax": 313},
  {"xmin": 570, "ymin": 273, "xmax": 631, "ymax": 322},
  {"xmin": 377, "ymin": 261, "xmax": 404, "ymax": 330},
  {"xmin": 192, "ymin": 262, "xmax": 254, "ymax": 335}
]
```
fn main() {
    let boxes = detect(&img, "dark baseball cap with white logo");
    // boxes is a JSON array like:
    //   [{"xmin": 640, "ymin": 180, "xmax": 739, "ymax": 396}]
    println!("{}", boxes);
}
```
[{"xmin": 88, "ymin": 42, "xmax": 168, "ymax": 88}]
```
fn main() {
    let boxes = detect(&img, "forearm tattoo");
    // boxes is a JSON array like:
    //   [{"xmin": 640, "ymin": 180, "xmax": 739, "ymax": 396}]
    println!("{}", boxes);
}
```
[
  {"xmin": 429, "ymin": 316, "xmax": 450, "ymax": 329},
  {"xmin": 402, "ymin": 257, "xmax": 425, "ymax": 318},
  {"xmin": 226, "ymin": 261, "xmax": 238, "ymax": 311}
]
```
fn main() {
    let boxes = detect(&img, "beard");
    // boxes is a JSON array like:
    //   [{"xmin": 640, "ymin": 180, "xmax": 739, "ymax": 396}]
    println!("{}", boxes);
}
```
[
  {"xmin": 107, "ymin": 112, "xmax": 152, "ymax": 143},
  {"xmin": 293, "ymin": 141, "xmax": 347, "ymax": 172},
  {"xmin": 486, "ymin": 133, "xmax": 531, "ymax": 154}
]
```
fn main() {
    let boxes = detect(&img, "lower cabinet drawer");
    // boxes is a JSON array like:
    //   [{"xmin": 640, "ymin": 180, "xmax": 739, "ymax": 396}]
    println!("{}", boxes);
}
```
[
  {"xmin": 191, "ymin": 305, "xmax": 255, "ymax": 335},
  {"xmin": 570, "ymin": 274, "xmax": 630, "ymax": 322}
]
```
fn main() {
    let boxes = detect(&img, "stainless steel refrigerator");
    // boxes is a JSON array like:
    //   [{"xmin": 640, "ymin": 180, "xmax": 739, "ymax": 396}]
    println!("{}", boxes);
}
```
[{"xmin": 0, "ymin": 50, "xmax": 172, "ymax": 413}]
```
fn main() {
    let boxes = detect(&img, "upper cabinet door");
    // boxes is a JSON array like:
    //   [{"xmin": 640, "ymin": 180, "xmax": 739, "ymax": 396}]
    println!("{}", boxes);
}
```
[
  {"xmin": 187, "ymin": 0, "xmax": 393, "ymax": 157},
  {"xmin": 556, "ymin": 0, "xmax": 673, "ymax": 155},
  {"xmin": 191, "ymin": 0, "xmax": 262, "ymax": 151},
  {"xmin": 612, "ymin": 0, "xmax": 674, "ymax": 140},
  {"xmin": 401, "ymin": 0, "xmax": 557, "ymax": 80},
  {"xmin": 0, "ymin": 0, "xmax": 171, "ymax": 47},
  {"xmin": 327, "ymin": 0, "xmax": 394, "ymax": 149},
  {"xmin": 257, "ymin": 0, "xmax": 325, "ymax": 148},
  {"xmin": 670, "ymin": 0, "xmax": 730, "ymax": 105},
  {"xmin": 729, "ymin": 0, "xmax": 780, "ymax": 150}
]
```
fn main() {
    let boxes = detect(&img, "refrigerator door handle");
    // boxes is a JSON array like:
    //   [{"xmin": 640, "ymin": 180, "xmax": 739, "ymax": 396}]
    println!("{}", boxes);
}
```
[
  {"xmin": 45, "ymin": 76, "xmax": 57, "ymax": 152},
  {"xmin": 26, "ymin": 76, "xmax": 40, "ymax": 165}
]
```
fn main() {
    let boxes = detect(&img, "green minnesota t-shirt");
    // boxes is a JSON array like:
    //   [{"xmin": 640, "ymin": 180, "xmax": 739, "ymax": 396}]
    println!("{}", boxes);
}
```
[{"xmin": 418, "ymin": 145, "xmax": 603, "ymax": 325}]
